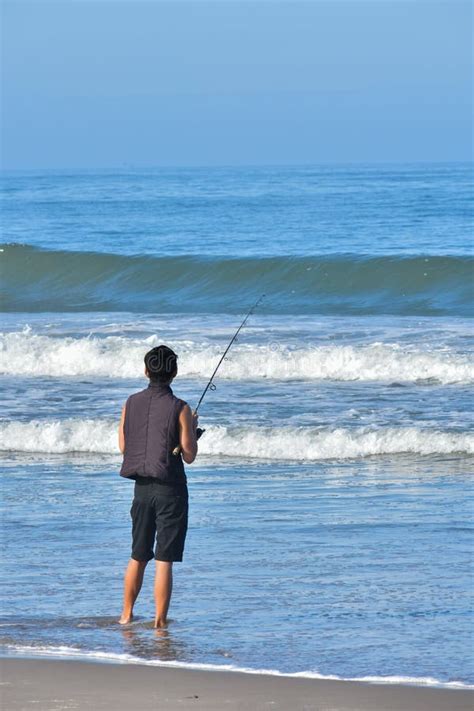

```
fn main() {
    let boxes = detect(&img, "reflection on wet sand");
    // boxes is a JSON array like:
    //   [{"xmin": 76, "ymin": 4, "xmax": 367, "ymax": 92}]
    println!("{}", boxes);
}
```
[{"xmin": 119, "ymin": 620, "xmax": 191, "ymax": 662}]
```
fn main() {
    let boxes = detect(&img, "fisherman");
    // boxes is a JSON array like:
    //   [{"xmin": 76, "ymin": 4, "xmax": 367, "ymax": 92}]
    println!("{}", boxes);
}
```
[{"xmin": 117, "ymin": 345, "xmax": 198, "ymax": 628}]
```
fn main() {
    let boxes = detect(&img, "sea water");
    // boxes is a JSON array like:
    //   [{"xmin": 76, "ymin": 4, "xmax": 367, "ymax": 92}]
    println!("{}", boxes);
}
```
[{"xmin": 0, "ymin": 164, "xmax": 473, "ymax": 687}]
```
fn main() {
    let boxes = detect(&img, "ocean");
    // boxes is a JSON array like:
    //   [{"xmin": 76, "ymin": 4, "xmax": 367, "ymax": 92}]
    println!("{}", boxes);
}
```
[{"xmin": 0, "ymin": 163, "xmax": 473, "ymax": 688}]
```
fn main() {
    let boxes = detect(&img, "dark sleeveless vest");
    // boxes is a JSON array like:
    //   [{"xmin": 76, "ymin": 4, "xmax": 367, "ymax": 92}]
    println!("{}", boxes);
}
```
[{"xmin": 119, "ymin": 381, "xmax": 187, "ymax": 485}]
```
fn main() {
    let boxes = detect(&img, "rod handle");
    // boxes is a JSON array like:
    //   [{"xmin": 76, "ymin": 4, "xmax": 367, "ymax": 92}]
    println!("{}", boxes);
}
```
[{"xmin": 172, "ymin": 427, "xmax": 205, "ymax": 456}]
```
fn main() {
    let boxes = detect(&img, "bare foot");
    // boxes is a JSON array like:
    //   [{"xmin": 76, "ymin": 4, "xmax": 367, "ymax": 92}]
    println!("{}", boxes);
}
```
[
  {"xmin": 118, "ymin": 613, "xmax": 133, "ymax": 625},
  {"xmin": 153, "ymin": 617, "xmax": 168, "ymax": 629}
]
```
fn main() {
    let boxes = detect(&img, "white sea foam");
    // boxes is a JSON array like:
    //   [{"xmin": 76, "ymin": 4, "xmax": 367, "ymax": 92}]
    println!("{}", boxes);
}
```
[
  {"xmin": 0, "ymin": 329, "xmax": 472, "ymax": 383},
  {"xmin": 0, "ymin": 419, "xmax": 472, "ymax": 460},
  {"xmin": 3, "ymin": 644, "xmax": 473, "ymax": 689}
]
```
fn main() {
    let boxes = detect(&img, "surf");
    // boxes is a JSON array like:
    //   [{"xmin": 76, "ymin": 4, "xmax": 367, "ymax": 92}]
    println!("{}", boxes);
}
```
[
  {"xmin": 1, "ymin": 419, "xmax": 472, "ymax": 460},
  {"xmin": 1, "ymin": 328, "xmax": 472, "ymax": 384}
]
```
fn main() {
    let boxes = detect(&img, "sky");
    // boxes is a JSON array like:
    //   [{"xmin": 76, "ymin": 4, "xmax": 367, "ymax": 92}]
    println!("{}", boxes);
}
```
[{"xmin": 1, "ymin": 0, "xmax": 472, "ymax": 169}]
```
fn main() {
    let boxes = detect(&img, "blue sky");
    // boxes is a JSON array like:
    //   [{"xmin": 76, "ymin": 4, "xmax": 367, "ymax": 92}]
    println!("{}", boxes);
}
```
[{"xmin": 2, "ymin": 1, "xmax": 472, "ymax": 168}]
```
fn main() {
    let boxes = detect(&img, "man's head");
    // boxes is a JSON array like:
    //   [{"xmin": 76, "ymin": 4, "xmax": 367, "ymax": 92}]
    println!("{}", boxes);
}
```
[{"xmin": 144, "ymin": 345, "xmax": 178, "ymax": 383}]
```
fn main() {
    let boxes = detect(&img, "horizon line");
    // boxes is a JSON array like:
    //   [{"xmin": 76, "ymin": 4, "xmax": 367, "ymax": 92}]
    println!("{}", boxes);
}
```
[{"xmin": 1, "ymin": 159, "xmax": 472, "ymax": 174}]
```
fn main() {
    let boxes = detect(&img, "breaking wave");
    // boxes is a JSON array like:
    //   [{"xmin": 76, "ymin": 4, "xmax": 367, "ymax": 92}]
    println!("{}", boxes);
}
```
[
  {"xmin": 1, "ymin": 329, "xmax": 472, "ymax": 384},
  {"xmin": 1, "ymin": 243, "xmax": 472, "ymax": 316},
  {"xmin": 0, "ymin": 419, "xmax": 472, "ymax": 460}
]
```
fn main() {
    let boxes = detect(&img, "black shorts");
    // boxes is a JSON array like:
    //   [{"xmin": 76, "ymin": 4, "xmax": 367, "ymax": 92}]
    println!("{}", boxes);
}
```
[{"xmin": 130, "ymin": 477, "xmax": 188, "ymax": 563}]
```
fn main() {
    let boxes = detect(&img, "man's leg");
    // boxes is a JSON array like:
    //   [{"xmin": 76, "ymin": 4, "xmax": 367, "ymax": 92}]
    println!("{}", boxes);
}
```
[
  {"xmin": 119, "ymin": 558, "xmax": 148, "ymax": 624},
  {"xmin": 154, "ymin": 560, "xmax": 173, "ymax": 628}
]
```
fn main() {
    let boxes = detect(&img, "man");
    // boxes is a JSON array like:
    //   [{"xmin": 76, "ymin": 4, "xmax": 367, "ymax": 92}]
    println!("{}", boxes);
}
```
[{"xmin": 117, "ymin": 345, "xmax": 198, "ymax": 628}]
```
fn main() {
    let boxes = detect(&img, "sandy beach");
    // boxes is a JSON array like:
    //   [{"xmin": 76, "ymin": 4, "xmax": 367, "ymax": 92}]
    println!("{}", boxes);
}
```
[
  {"xmin": 1, "ymin": 658, "xmax": 473, "ymax": 711},
  {"xmin": 2, "ymin": 0, "xmax": 473, "ymax": 706}
]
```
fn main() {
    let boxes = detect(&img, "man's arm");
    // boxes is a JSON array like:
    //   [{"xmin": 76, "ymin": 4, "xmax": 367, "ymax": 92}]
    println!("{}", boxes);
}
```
[
  {"xmin": 178, "ymin": 404, "xmax": 198, "ymax": 464},
  {"xmin": 118, "ymin": 404, "xmax": 126, "ymax": 454}
]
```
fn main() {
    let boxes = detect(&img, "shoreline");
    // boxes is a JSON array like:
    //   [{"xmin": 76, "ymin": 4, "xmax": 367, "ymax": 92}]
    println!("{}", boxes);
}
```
[
  {"xmin": 2, "ymin": 648, "xmax": 472, "ymax": 689},
  {"xmin": 1, "ymin": 658, "xmax": 473, "ymax": 711}
]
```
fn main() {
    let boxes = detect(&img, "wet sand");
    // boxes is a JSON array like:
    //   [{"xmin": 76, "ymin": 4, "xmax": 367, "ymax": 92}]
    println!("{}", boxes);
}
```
[{"xmin": 1, "ymin": 658, "xmax": 472, "ymax": 710}]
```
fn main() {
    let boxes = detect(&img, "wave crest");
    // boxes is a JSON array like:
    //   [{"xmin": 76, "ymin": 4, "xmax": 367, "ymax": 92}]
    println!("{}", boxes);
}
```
[
  {"xmin": 0, "ymin": 419, "xmax": 472, "ymax": 460},
  {"xmin": 2, "ymin": 244, "xmax": 472, "ymax": 316},
  {"xmin": 1, "ymin": 330, "xmax": 471, "ymax": 384}
]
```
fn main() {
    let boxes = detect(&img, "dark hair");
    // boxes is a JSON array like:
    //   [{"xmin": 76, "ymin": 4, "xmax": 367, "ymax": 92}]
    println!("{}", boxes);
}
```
[{"xmin": 144, "ymin": 345, "xmax": 178, "ymax": 383}]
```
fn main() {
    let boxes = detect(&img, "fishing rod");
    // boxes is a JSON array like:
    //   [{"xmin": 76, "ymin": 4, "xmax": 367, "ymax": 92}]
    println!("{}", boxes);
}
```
[{"xmin": 172, "ymin": 293, "xmax": 265, "ymax": 456}]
